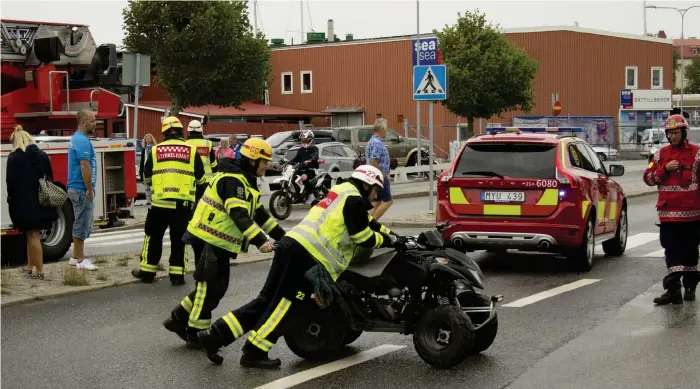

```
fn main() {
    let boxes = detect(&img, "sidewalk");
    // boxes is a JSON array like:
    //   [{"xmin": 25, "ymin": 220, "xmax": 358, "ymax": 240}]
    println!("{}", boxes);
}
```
[
  {"xmin": 506, "ymin": 282, "xmax": 700, "ymax": 389},
  {"xmin": 0, "ymin": 247, "xmax": 272, "ymax": 307}
]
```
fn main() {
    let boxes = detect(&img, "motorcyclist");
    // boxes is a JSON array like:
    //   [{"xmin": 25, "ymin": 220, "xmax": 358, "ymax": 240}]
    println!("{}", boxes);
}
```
[
  {"xmin": 289, "ymin": 130, "xmax": 319, "ymax": 204},
  {"xmin": 643, "ymin": 114, "xmax": 700, "ymax": 304},
  {"xmin": 197, "ymin": 165, "xmax": 397, "ymax": 369},
  {"xmin": 163, "ymin": 138, "xmax": 286, "ymax": 347}
]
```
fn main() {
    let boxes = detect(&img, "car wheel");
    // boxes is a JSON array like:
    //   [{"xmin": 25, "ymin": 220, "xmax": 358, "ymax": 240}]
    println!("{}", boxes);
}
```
[
  {"xmin": 571, "ymin": 215, "xmax": 595, "ymax": 271},
  {"xmin": 597, "ymin": 153, "xmax": 607, "ymax": 161},
  {"xmin": 602, "ymin": 204, "xmax": 627, "ymax": 256}
]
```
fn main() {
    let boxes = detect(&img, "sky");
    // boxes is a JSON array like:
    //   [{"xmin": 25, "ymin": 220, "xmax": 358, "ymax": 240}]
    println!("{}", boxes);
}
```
[{"xmin": 2, "ymin": 0, "xmax": 699, "ymax": 48}]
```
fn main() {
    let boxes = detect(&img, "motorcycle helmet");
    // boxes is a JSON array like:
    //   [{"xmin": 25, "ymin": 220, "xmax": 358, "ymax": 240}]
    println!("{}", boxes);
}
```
[
  {"xmin": 238, "ymin": 138, "xmax": 273, "ymax": 177},
  {"xmin": 300, "ymin": 130, "xmax": 314, "ymax": 148}
]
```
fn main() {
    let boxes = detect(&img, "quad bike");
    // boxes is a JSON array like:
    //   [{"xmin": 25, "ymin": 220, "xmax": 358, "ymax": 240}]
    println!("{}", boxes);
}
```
[
  {"xmin": 283, "ymin": 221, "xmax": 502, "ymax": 369},
  {"xmin": 268, "ymin": 162, "xmax": 332, "ymax": 220}
]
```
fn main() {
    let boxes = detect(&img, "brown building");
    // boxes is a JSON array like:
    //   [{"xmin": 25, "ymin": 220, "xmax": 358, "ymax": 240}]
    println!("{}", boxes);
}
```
[{"xmin": 268, "ymin": 26, "xmax": 674, "ymax": 156}]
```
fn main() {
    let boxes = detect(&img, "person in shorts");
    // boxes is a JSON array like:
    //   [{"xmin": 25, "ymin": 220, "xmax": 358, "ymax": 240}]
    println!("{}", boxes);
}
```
[
  {"xmin": 365, "ymin": 118, "xmax": 393, "ymax": 219},
  {"xmin": 67, "ymin": 110, "xmax": 98, "ymax": 270}
]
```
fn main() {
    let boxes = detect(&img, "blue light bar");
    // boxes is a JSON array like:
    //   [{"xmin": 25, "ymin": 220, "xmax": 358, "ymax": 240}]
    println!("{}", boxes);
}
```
[{"xmin": 486, "ymin": 127, "xmax": 584, "ymax": 133}]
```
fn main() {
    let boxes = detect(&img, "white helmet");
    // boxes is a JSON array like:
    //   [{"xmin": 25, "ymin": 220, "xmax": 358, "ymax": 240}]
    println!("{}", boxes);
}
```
[
  {"xmin": 351, "ymin": 165, "xmax": 384, "ymax": 189},
  {"xmin": 187, "ymin": 120, "xmax": 203, "ymax": 133}
]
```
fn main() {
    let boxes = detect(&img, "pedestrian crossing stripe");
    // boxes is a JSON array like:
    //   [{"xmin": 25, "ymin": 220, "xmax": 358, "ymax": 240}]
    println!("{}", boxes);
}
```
[{"xmin": 414, "ymin": 66, "xmax": 445, "ymax": 95}]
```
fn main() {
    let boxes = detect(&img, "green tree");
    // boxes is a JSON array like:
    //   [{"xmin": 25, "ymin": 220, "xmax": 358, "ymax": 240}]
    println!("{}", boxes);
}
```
[
  {"xmin": 684, "ymin": 57, "xmax": 700, "ymax": 94},
  {"xmin": 122, "ymin": 0, "xmax": 271, "ymax": 114},
  {"xmin": 434, "ymin": 10, "xmax": 538, "ymax": 134}
]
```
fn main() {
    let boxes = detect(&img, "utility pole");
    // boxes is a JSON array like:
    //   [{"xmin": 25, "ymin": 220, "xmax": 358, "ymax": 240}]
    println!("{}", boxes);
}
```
[
  {"xmin": 643, "ymin": 0, "xmax": 647, "ymax": 35},
  {"xmin": 253, "ymin": 0, "xmax": 258, "ymax": 35},
  {"xmin": 300, "ymin": 0, "xmax": 304, "ymax": 44},
  {"xmin": 416, "ymin": 0, "xmax": 421, "ymax": 169}
]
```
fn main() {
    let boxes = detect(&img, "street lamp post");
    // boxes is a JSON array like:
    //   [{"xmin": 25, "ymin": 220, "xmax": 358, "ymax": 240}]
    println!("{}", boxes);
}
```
[{"xmin": 646, "ymin": 4, "xmax": 700, "ymax": 113}]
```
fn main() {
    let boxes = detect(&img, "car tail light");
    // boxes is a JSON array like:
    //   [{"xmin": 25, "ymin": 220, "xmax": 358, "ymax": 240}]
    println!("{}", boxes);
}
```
[
  {"xmin": 438, "ymin": 169, "xmax": 452, "ymax": 188},
  {"xmin": 318, "ymin": 159, "xmax": 325, "ymax": 164}
]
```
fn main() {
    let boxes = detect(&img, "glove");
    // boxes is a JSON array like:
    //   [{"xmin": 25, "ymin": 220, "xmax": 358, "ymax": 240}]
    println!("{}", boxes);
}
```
[
  {"xmin": 304, "ymin": 264, "xmax": 334, "ymax": 309},
  {"xmin": 379, "ymin": 232, "xmax": 398, "ymax": 248}
]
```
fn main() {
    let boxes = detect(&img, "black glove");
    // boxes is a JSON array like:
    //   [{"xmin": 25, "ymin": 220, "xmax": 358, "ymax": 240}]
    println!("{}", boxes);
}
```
[{"xmin": 304, "ymin": 264, "xmax": 334, "ymax": 308}]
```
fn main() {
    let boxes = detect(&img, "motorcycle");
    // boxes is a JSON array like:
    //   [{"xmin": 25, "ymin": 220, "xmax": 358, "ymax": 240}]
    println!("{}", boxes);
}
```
[
  {"xmin": 268, "ymin": 162, "xmax": 332, "ymax": 220},
  {"xmin": 283, "ymin": 221, "xmax": 502, "ymax": 369}
]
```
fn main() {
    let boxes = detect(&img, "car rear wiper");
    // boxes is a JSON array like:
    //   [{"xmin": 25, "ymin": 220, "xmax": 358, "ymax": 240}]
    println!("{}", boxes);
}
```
[{"xmin": 460, "ymin": 171, "xmax": 504, "ymax": 179}]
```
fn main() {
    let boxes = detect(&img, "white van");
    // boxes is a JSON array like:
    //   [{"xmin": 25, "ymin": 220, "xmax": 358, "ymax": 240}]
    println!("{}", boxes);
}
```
[{"xmin": 642, "ymin": 127, "xmax": 700, "ymax": 162}]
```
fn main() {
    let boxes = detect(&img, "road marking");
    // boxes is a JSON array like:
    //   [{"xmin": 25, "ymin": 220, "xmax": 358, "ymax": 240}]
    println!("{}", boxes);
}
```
[
  {"xmin": 86, "ymin": 232, "xmax": 145, "ymax": 244},
  {"xmin": 90, "ymin": 237, "xmax": 173, "ymax": 248},
  {"xmin": 502, "ymin": 279, "xmax": 601, "ymax": 308},
  {"xmin": 253, "ymin": 344, "xmax": 406, "ymax": 389},
  {"xmin": 594, "ymin": 232, "xmax": 658, "ymax": 255},
  {"xmin": 644, "ymin": 249, "xmax": 665, "ymax": 258},
  {"xmin": 90, "ymin": 228, "xmax": 168, "ymax": 238}
]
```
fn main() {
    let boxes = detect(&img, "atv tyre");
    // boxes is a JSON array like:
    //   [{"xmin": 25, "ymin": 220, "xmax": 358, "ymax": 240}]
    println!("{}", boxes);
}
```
[
  {"xmin": 342, "ymin": 329, "xmax": 363, "ymax": 346},
  {"xmin": 284, "ymin": 307, "xmax": 345, "ymax": 361},
  {"xmin": 413, "ymin": 305, "xmax": 475, "ymax": 369},
  {"xmin": 472, "ymin": 313, "xmax": 498, "ymax": 354}
]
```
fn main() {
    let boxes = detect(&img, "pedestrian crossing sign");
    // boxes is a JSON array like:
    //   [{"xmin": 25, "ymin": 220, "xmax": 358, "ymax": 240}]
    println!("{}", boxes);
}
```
[{"xmin": 413, "ymin": 64, "xmax": 447, "ymax": 101}]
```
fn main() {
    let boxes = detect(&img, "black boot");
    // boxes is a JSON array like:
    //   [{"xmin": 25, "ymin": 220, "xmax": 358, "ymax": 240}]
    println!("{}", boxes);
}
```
[
  {"xmin": 240, "ymin": 345, "xmax": 281, "ymax": 369},
  {"xmin": 197, "ymin": 329, "xmax": 225, "ymax": 365},
  {"xmin": 185, "ymin": 328, "xmax": 203, "ymax": 349},
  {"xmin": 162, "ymin": 314, "xmax": 188, "ymax": 342},
  {"xmin": 170, "ymin": 276, "xmax": 186, "ymax": 286},
  {"xmin": 131, "ymin": 269, "xmax": 155, "ymax": 283},
  {"xmin": 684, "ymin": 288, "xmax": 696, "ymax": 301},
  {"xmin": 653, "ymin": 290, "xmax": 683, "ymax": 305}
]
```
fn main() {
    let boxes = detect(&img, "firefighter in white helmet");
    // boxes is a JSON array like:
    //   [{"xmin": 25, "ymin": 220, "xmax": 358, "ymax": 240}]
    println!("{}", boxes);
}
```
[
  {"xmin": 186, "ymin": 119, "xmax": 219, "ymax": 267},
  {"xmin": 197, "ymin": 165, "xmax": 398, "ymax": 368}
]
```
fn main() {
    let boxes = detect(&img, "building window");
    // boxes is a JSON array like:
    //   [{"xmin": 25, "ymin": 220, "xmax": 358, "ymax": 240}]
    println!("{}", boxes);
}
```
[
  {"xmin": 282, "ymin": 72, "xmax": 292, "ymax": 95},
  {"xmin": 651, "ymin": 66, "xmax": 663, "ymax": 89},
  {"xmin": 625, "ymin": 66, "xmax": 638, "ymax": 90},
  {"xmin": 301, "ymin": 71, "xmax": 312, "ymax": 94},
  {"xmin": 693, "ymin": 47, "xmax": 699, "ymax": 56}
]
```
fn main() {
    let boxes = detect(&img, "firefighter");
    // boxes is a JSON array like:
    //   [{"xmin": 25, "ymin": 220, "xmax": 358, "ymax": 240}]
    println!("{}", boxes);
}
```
[
  {"xmin": 162, "ymin": 138, "xmax": 286, "ymax": 347},
  {"xmin": 643, "ymin": 114, "xmax": 700, "ymax": 304},
  {"xmin": 132, "ymin": 116, "xmax": 205, "ymax": 285},
  {"xmin": 197, "ymin": 165, "xmax": 397, "ymax": 369},
  {"xmin": 185, "ymin": 119, "xmax": 219, "ymax": 267}
]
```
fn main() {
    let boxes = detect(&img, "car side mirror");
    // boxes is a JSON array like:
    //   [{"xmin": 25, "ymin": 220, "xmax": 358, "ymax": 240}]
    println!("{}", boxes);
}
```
[{"xmin": 608, "ymin": 164, "xmax": 624, "ymax": 177}]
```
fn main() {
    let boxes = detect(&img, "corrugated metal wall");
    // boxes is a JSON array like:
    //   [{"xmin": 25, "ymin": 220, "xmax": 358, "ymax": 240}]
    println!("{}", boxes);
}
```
[
  {"xmin": 269, "ymin": 31, "xmax": 673, "ymax": 156},
  {"xmin": 126, "ymin": 107, "xmax": 199, "ymax": 143},
  {"xmin": 141, "ymin": 75, "xmax": 171, "ymax": 101}
]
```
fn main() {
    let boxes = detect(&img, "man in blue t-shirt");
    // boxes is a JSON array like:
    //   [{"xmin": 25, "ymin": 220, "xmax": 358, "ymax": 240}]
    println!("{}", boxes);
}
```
[
  {"xmin": 365, "ymin": 118, "xmax": 393, "ymax": 219},
  {"xmin": 67, "ymin": 109, "xmax": 98, "ymax": 270}
]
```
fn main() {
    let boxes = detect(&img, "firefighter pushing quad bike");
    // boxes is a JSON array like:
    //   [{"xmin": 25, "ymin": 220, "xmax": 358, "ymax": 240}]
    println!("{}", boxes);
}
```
[
  {"xmin": 282, "ymin": 221, "xmax": 502, "ymax": 369},
  {"xmin": 0, "ymin": 19, "xmax": 136, "ymax": 265}
]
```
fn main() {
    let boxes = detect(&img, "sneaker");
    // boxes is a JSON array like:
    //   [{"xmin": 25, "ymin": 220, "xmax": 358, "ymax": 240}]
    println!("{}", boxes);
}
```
[
  {"xmin": 76, "ymin": 259, "xmax": 98, "ymax": 271},
  {"xmin": 69, "ymin": 258, "xmax": 79, "ymax": 266}
]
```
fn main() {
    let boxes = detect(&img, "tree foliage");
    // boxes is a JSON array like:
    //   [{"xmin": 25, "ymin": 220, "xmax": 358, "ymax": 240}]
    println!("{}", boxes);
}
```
[
  {"xmin": 684, "ymin": 57, "xmax": 700, "ymax": 94},
  {"xmin": 433, "ymin": 10, "xmax": 538, "ymax": 132},
  {"xmin": 122, "ymin": 0, "xmax": 271, "ymax": 113}
]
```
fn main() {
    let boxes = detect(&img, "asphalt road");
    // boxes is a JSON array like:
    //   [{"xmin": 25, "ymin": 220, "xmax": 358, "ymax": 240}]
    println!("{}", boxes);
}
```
[{"xmin": 1, "ymin": 194, "xmax": 676, "ymax": 389}]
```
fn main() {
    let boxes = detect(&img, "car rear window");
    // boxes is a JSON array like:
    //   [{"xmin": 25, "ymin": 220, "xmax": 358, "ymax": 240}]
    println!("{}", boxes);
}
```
[{"xmin": 455, "ymin": 143, "xmax": 557, "ymax": 179}]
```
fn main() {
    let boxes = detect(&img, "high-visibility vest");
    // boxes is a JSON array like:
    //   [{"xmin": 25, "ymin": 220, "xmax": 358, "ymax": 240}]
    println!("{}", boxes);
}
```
[
  {"xmin": 186, "ymin": 138, "xmax": 215, "ymax": 182},
  {"xmin": 286, "ymin": 182, "xmax": 362, "ymax": 281},
  {"xmin": 150, "ymin": 139, "xmax": 198, "ymax": 208},
  {"xmin": 187, "ymin": 172, "xmax": 260, "ymax": 253}
]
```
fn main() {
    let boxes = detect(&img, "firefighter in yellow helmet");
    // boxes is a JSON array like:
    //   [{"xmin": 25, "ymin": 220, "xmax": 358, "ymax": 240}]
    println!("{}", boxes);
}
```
[
  {"xmin": 163, "ymin": 137, "xmax": 287, "ymax": 348},
  {"xmin": 132, "ymin": 116, "xmax": 205, "ymax": 285}
]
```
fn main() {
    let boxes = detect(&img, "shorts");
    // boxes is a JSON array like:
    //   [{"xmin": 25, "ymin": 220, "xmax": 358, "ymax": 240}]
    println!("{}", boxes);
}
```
[
  {"xmin": 377, "ymin": 176, "xmax": 392, "ymax": 202},
  {"xmin": 68, "ymin": 188, "xmax": 95, "ymax": 241}
]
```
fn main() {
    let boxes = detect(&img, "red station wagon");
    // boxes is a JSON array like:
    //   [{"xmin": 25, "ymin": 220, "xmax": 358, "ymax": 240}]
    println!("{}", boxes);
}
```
[{"xmin": 436, "ymin": 127, "xmax": 628, "ymax": 271}]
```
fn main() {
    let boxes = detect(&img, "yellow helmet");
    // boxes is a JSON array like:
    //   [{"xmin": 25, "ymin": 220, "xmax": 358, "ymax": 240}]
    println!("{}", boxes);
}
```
[
  {"xmin": 240, "ymin": 138, "xmax": 272, "ymax": 161},
  {"xmin": 161, "ymin": 116, "xmax": 184, "ymax": 133}
]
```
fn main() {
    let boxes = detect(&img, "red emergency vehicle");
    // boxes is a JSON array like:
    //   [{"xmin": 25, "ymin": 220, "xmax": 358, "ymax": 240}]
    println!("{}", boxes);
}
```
[{"xmin": 1, "ymin": 19, "xmax": 137, "ymax": 263}]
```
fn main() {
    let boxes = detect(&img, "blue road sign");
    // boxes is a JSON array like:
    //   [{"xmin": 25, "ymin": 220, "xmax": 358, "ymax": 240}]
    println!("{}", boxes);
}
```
[{"xmin": 413, "ymin": 65, "xmax": 447, "ymax": 101}]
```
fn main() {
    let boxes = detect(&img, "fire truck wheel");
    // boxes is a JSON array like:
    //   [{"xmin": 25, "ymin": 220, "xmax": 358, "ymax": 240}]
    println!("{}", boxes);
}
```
[{"xmin": 41, "ymin": 199, "xmax": 75, "ymax": 262}]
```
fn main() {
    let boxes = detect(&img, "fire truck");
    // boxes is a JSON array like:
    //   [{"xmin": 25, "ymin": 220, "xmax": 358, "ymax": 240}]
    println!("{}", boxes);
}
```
[{"xmin": 1, "ymin": 19, "xmax": 137, "ymax": 263}]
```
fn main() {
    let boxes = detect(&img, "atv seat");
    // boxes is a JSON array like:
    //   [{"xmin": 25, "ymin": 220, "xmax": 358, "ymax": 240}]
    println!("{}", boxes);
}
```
[{"xmin": 346, "ymin": 248, "xmax": 396, "ymax": 279}]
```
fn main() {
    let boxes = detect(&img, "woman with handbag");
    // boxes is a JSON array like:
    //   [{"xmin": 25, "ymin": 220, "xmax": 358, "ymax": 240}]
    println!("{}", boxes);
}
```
[{"xmin": 6, "ymin": 126, "xmax": 59, "ymax": 280}]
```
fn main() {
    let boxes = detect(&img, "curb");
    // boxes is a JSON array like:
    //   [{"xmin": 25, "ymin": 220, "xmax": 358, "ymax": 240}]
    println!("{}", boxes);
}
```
[
  {"xmin": 382, "ymin": 189, "xmax": 658, "ymax": 229},
  {"xmin": 0, "ymin": 256, "xmax": 272, "ymax": 308}
]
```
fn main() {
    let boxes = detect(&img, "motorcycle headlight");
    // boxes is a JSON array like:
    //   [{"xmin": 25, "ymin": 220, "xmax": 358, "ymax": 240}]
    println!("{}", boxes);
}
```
[{"xmin": 454, "ymin": 280, "xmax": 469, "ymax": 290}]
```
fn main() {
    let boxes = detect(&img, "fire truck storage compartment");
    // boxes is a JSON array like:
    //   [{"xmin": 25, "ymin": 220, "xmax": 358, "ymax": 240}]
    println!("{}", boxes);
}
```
[{"xmin": 104, "ymin": 151, "xmax": 125, "ymax": 219}]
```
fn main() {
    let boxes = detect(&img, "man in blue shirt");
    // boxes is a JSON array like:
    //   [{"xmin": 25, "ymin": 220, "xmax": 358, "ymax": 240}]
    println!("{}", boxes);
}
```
[
  {"xmin": 229, "ymin": 134, "xmax": 243, "ymax": 160},
  {"xmin": 365, "ymin": 118, "xmax": 393, "ymax": 219},
  {"xmin": 67, "ymin": 109, "xmax": 98, "ymax": 270}
]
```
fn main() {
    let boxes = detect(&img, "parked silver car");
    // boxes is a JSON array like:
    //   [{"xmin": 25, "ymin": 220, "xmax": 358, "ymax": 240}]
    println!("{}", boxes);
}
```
[{"xmin": 284, "ymin": 142, "xmax": 361, "ymax": 173}]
